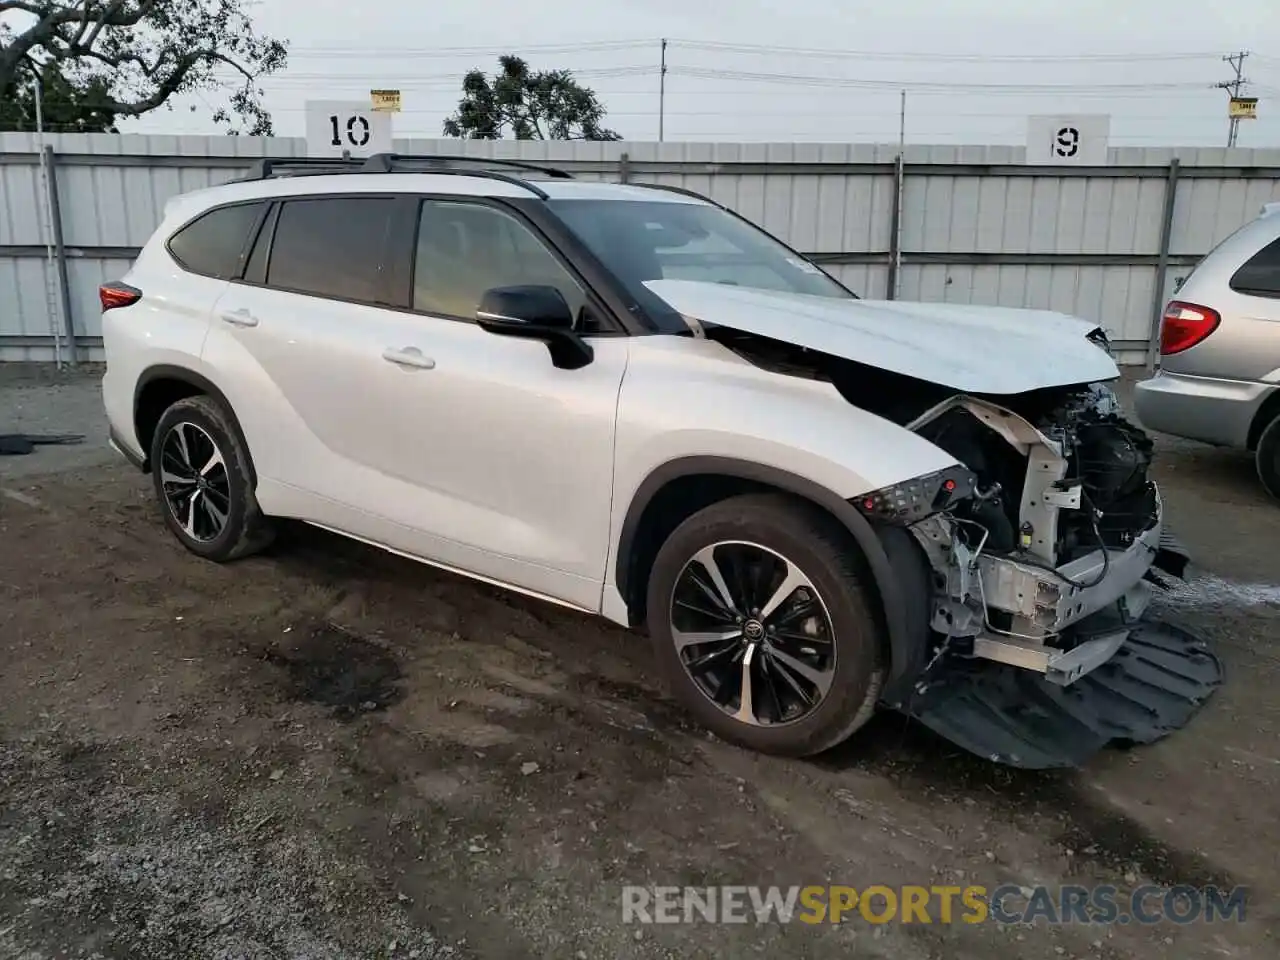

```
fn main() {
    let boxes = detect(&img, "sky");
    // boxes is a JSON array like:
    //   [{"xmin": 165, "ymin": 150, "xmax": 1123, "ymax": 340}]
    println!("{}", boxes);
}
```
[{"xmin": 18, "ymin": 0, "xmax": 1280, "ymax": 147}]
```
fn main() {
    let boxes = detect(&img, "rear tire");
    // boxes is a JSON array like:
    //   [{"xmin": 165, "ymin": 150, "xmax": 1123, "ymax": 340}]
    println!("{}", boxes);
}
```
[
  {"xmin": 150, "ymin": 394, "xmax": 274, "ymax": 562},
  {"xmin": 1257, "ymin": 413, "xmax": 1280, "ymax": 502},
  {"xmin": 645, "ymin": 493, "xmax": 885, "ymax": 757}
]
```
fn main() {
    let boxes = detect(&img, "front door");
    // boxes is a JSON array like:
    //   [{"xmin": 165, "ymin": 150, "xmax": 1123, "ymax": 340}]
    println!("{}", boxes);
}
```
[{"xmin": 355, "ymin": 197, "xmax": 627, "ymax": 608}]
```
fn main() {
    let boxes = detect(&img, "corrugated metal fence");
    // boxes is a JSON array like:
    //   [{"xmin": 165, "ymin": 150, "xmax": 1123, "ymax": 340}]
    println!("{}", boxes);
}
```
[{"xmin": 4, "ymin": 132, "xmax": 1280, "ymax": 364}]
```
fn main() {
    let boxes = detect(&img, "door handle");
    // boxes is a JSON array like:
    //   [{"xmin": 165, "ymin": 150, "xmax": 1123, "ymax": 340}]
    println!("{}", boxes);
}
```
[
  {"xmin": 220, "ymin": 307, "xmax": 259, "ymax": 328},
  {"xmin": 382, "ymin": 346, "xmax": 436, "ymax": 370}
]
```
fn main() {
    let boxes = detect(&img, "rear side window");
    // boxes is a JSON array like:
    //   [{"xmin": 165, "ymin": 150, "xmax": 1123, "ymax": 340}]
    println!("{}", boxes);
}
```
[
  {"xmin": 1230, "ymin": 235, "xmax": 1280, "ymax": 298},
  {"xmin": 167, "ymin": 202, "xmax": 264, "ymax": 279},
  {"xmin": 266, "ymin": 197, "xmax": 396, "ymax": 304}
]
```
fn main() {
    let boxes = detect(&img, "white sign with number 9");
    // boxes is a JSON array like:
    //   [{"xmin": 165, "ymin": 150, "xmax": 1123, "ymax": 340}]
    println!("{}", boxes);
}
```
[
  {"xmin": 305, "ymin": 100, "xmax": 393, "ymax": 158},
  {"xmin": 1025, "ymin": 115, "xmax": 1110, "ymax": 166}
]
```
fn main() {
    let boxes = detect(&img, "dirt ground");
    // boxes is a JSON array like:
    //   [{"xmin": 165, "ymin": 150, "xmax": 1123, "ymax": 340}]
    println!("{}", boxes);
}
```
[{"xmin": 1, "ymin": 363, "xmax": 1277, "ymax": 960}]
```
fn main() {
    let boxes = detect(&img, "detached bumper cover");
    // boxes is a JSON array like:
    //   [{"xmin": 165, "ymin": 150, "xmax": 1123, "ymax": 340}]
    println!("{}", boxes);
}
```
[
  {"xmin": 896, "ymin": 489, "xmax": 1223, "ymax": 768},
  {"xmin": 905, "ymin": 619, "xmax": 1223, "ymax": 769}
]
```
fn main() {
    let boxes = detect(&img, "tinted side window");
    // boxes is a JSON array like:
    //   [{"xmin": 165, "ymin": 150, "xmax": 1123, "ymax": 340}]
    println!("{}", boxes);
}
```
[
  {"xmin": 266, "ymin": 197, "xmax": 396, "ymax": 303},
  {"xmin": 1230, "ymin": 235, "xmax": 1280, "ymax": 298},
  {"xmin": 413, "ymin": 200, "xmax": 587, "ymax": 322},
  {"xmin": 167, "ymin": 202, "xmax": 264, "ymax": 279}
]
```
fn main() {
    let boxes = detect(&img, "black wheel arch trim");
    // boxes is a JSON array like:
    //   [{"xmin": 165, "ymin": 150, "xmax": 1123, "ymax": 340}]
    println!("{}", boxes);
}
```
[
  {"xmin": 132, "ymin": 364, "xmax": 257, "ymax": 483},
  {"xmin": 616, "ymin": 456, "xmax": 931, "ymax": 699}
]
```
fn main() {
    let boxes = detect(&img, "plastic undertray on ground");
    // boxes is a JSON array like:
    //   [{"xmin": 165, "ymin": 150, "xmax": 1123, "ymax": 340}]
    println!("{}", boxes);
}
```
[{"xmin": 903, "ymin": 619, "xmax": 1224, "ymax": 769}]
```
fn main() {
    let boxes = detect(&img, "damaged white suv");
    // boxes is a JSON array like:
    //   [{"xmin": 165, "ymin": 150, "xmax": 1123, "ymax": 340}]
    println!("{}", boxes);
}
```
[{"xmin": 100, "ymin": 155, "xmax": 1221, "ymax": 768}]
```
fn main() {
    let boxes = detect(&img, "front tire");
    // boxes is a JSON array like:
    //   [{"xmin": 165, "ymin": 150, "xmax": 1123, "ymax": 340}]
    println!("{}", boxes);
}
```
[
  {"xmin": 150, "ymin": 394, "xmax": 274, "ymax": 562},
  {"xmin": 1257, "ymin": 413, "xmax": 1280, "ymax": 502},
  {"xmin": 646, "ymin": 493, "xmax": 885, "ymax": 757}
]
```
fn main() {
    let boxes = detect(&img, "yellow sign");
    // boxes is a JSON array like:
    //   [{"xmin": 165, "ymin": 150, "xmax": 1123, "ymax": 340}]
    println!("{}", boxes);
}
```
[
  {"xmin": 1229, "ymin": 97, "xmax": 1258, "ymax": 120},
  {"xmin": 371, "ymin": 89, "xmax": 401, "ymax": 113}
]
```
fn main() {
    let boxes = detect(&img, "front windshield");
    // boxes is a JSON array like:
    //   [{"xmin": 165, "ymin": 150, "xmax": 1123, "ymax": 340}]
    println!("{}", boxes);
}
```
[{"xmin": 546, "ymin": 198, "xmax": 855, "ymax": 331}]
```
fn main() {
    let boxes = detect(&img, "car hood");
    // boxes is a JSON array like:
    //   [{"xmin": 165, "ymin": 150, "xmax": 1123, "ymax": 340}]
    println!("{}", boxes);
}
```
[{"xmin": 643, "ymin": 279, "xmax": 1118, "ymax": 395}]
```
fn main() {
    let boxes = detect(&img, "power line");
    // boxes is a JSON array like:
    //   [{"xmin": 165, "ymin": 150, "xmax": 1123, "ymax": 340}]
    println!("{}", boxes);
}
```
[
  {"xmin": 286, "ymin": 38, "xmax": 657, "ymax": 58},
  {"xmin": 256, "ymin": 66, "xmax": 659, "ymax": 83},
  {"xmin": 279, "ymin": 37, "xmax": 1234, "ymax": 65},
  {"xmin": 667, "ymin": 39, "xmax": 1227, "ymax": 64},
  {"xmin": 668, "ymin": 65, "xmax": 1219, "ymax": 94}
]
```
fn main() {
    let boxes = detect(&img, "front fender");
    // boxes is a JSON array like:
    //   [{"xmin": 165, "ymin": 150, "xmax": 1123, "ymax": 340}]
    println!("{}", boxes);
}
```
[
  {"xmin": 611, "ymin": 337, "xmax": 959, "ymax": 510},
  {"xmin": 607, "ymin": 337, "xmax": 952, "ymax": 697}
]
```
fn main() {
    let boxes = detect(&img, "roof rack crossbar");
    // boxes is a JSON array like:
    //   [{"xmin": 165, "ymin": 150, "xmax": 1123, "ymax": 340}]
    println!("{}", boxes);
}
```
[{"xmin": 360, "ymin": 153, "xmax": 575, "ymax": 180}]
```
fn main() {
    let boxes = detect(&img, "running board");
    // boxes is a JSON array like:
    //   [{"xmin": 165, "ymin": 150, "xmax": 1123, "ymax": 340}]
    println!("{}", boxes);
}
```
[{"xmin": 900, "ymin": 620, "xmax": 1223, "ymax": 769}]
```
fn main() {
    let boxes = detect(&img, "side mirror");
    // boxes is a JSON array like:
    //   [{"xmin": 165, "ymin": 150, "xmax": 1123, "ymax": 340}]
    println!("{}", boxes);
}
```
[{"xmin": 475, "ymin": 285, "xmax": 592, "ymax": 370}]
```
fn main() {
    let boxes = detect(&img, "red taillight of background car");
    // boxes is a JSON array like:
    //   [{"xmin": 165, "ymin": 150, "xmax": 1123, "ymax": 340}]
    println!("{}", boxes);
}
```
[
  {"xmin": 1160, "ymin": 300, "xmax": 1221, "ymax": 356},
  {"xmin": 99, "ymin": 282, "xmax": 142, "ymax": 312}
]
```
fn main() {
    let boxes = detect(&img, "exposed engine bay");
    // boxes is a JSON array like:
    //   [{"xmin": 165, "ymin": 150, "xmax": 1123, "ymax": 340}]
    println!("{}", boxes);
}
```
[{"xmin": 713, "ymin": 326, "xmax": 1222, "ymax": 767}]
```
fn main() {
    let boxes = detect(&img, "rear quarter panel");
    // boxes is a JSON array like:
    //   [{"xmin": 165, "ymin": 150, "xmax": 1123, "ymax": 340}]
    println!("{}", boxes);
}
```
[
  {"xmin": 1165, "ymin": 215, "xmax": 1280, "ymax": 383},
  {"xmin": 100, "ymin": 224, "xmax": 230, "ymax": 453}
]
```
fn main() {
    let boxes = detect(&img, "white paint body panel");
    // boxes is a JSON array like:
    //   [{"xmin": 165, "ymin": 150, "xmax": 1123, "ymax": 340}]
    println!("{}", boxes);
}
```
[
  {"xmin": 644, "ymin": 279, "xmax": 1119, "ymax": 395},
  {"xmin": 601, "ymin": 336, "xmax": 961, "ymax": 604},
  {"xmin": 103, "ymin": 172, "xmax": 1111, "ymax": 631},
  {"xmin": 202, "ymin": 282, "xmax": 628, "ymax": 612}
]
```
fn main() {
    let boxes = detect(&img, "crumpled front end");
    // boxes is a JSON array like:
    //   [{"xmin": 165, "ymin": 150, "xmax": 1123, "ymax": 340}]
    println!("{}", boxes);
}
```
[{"xmin": 872, "ymin": 383, "xmax": 1223, "ymax": 768}]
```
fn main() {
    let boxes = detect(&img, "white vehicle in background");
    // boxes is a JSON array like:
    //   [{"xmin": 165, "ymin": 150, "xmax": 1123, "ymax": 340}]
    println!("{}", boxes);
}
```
[{"xmin": 99, "ymin": 154, "xmax": 1221, "ymax": 768}]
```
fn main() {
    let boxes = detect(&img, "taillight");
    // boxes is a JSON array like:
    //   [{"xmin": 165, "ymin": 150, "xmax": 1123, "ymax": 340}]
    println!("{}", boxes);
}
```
[
  {"xmin": 1160, "ymin": 300, "xmax": 1220, "ymax": 355},
  {"xmin": 100, "ymin": 282, "xmax": 142, "ymax": 312}
]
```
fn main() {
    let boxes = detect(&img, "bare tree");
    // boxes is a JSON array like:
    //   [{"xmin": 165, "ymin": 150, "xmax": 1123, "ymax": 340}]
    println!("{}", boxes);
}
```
[{"xmin": 0, "ymin": 1, "xmax": 287, "ymax": 134}]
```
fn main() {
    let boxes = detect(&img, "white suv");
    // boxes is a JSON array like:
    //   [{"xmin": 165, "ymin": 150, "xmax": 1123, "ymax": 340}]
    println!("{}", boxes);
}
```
[{"xmin": 101, "ymin": 154, "xmax": 1218, "ymax": 766}]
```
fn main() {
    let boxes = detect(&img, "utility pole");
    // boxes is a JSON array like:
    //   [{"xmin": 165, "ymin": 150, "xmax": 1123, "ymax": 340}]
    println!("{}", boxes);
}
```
[
  {"xmin": 31, "ymin": 70, "xmax": 66, "ymax": 369},
  {"xmin": 658, "ymin": 38, "xmax": 668, "ymax": 142},
  {"xmin": 898, "ymin": 89, "xmax": 907, "ymax": 151},
  {"xmin": 1219, "ymin": 51, "xmax": 1250, "ymax": 148}
]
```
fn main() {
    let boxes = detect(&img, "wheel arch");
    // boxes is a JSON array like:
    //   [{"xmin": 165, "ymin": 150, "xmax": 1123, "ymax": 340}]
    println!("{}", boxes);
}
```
[
  {"xmin": 1246, "ymin": 387, "xmax": 1280, "ymax": 451},
  {"xmin": 133, "ymin": 364, "xmax": 256, "ymax": 483},
  {"xmin": 614, "ymin": 456, "xmax": 932, "ymax": 704}
]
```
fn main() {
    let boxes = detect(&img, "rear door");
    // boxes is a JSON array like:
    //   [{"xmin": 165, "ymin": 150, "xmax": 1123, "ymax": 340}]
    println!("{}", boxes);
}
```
[{"xmin": 200, "ymin": 193, "xmax": 414, "ymax": 518}]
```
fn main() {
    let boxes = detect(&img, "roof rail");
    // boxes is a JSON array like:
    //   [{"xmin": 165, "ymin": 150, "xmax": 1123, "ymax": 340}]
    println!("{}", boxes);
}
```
[
  {"xmin": 360, "ymin": 153, "xmax": 575, "ymax": 180},
  {"xmin": 237, "ymin": 157, "xmax": 366, "ymax": 182},
  {"xmin": 630, "ymin": 181, "xmax": 725, "ymax": 209},
  {"xmin": 229, "ymin": 153, "xmax": 573, "ymax": 200}
]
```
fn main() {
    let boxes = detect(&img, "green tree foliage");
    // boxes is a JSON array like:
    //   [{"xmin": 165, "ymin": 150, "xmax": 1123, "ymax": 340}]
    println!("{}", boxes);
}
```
[
  {"xmin": 0, "ymin": 1, "xmax": 287, "ymax": 134},
  {"xmin": 443, "ymin": 55, "xmax": 622, "ymax": 141}
]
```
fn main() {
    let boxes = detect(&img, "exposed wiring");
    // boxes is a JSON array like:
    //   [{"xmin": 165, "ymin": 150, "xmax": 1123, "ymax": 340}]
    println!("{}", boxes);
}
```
[{"xmin": 1002, "ymin": 489, "xmax": 1112, "ymax": 591}]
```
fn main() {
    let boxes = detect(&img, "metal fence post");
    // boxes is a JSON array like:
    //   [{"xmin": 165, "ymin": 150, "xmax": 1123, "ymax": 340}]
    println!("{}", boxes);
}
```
[
  {"xmin": 618, "ymin": 152, "xmax": 631, "ymax": 184},
  {"xmin": 885, "ymin": 155, "xmax": 904, "ymax": 300},
  {"xmin": 1146, "ymin": 157, "xmax": 1180, "ymax": 372},
  {"xmin": 43, "ymin": 145, "xmax": 77, "ymax": 367}
]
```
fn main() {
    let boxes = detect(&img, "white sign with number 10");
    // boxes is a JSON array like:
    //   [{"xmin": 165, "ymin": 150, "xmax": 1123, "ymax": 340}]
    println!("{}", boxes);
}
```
[
  {"xmin": 305, "ymin": 100, "xmax": 393, "ymax": 159},
  {"xmin": 1025, "ymin": 115, "xmax": 1110, "ymax": 166}
]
